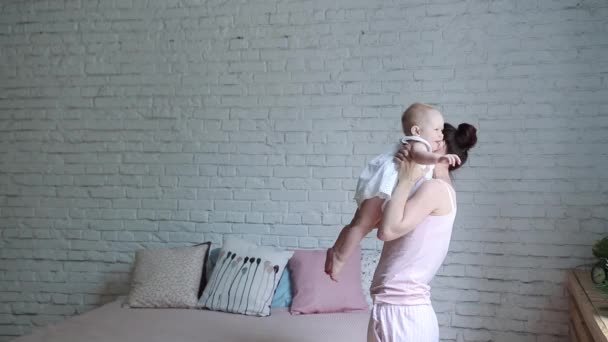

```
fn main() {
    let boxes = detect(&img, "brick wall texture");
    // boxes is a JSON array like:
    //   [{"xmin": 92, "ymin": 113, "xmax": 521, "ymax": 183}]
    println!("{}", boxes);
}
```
[{"xmin": 1, "ymin": 0, "xmax": 608, "ymax": 341}]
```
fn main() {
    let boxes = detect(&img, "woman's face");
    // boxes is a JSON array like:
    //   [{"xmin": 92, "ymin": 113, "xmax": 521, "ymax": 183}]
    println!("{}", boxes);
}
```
[{"xmin": 434, "ymin": 140, "xmax": 447, "ymax": 154}]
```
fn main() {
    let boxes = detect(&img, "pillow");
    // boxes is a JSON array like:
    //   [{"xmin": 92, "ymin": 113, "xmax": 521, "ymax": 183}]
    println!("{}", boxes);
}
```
[
  {"xmin": 195, "ymin": 242, "xmax": 212, "ymax": 298},
  {"xmin": 289, "ymin": 246, "xmax": 369, "ymax": 314},
  {"xmin": 127, "ymin": 242, "xmax": 211, "ymax": 308},
  {"xmin": 271, "ymin": 267, "xmax": 292, "ymax": 307},
  {"xmin": 199, "ymin": 237, "xmax": 293, "ymax": 316},
  {"xmin": 206, "ymin": 247, "xmax": 293, "ymax": 308},
  {"xmin": 206, "ymin": 247, "xmax": 221, "ymax": 283}
]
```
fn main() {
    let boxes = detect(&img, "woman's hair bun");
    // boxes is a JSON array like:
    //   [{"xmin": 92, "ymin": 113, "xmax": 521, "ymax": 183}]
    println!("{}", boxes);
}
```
[{"xmin": 456, "ymin": 123, "xmax": 477, "ymax": 149}]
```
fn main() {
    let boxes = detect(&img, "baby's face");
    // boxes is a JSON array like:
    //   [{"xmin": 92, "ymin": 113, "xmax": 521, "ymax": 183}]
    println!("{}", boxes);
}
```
[{"xmin": 417, "ymin": 110, "xmax": 444, "ymax": 151}]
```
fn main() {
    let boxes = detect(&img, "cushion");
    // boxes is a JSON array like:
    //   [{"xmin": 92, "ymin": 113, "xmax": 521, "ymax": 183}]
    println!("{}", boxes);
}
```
[
  {"xmin": 127, "ymin": 242, "xmax": 211, "ymax": 308},
  {"xmin": 199, "ymin": 237, "xmax": 293, "ymax": 316},
  {"xmin": 206, "ymin": 247, "xmax": 293, "ymax": 308},
  {"xmin": 206, "ymin": 247, "xmax": 221, "ymax": 283},
  {"xmin": 271, "ymin": 268, "xmax": 292, "ymax": 307},
  {"xmin": 289, "ymin": 246, "xmax": 369, "ymax": 314}
]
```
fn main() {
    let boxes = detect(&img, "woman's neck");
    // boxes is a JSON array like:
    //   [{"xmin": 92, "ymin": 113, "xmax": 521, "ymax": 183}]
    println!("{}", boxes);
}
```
[{"xmin": 433, "ymin": 164, "xmax": 452, "ymax": 186}]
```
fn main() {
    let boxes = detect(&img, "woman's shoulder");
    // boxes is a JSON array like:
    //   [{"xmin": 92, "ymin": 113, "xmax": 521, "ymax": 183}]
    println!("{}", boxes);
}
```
[
  {"xmin": 416, "ymin": 179, "xmax": 454, "ymax": 198},
  {"xmin": 415, "ymin": 179, "xmax": 455, "ymax": 215},
  {"xmin": 419, "ymin": 178, "xmax": 446, "ymax": 187}
]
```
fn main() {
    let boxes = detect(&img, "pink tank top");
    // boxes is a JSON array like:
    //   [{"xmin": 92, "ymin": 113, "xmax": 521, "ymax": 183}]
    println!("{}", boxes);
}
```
[{"xmin": 370, "ymin": 180, "xmax": 456, "ymax": 306}]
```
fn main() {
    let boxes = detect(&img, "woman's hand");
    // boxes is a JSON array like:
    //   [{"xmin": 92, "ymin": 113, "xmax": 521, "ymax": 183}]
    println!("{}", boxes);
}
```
[{"xmin": 394, "ymin": 146, "xmax": 424, "ymax": 183}]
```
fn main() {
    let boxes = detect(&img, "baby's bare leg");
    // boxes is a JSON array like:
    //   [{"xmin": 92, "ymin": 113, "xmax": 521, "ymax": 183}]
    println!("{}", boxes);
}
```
[{"xmin": 325, "ymin": 197, "xmax": 383, "ymax": 281}]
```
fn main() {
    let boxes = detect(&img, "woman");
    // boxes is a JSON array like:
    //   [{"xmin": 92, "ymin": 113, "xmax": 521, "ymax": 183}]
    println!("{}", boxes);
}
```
[{"xmin": 367, "ymin": 123, "xmax": 477, "ymax": 342}]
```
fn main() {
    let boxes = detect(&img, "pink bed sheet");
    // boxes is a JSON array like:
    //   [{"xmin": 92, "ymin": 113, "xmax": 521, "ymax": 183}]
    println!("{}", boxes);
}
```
[{"xmin": 13, "ymin": 300, "xmax": 370, "ymax": 342}]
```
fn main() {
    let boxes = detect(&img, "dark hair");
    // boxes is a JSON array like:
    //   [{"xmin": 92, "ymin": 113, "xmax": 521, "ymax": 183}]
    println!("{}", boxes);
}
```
[{"xmin": 443, "ymin": 122, "xmax": 477, "ymax": 172}]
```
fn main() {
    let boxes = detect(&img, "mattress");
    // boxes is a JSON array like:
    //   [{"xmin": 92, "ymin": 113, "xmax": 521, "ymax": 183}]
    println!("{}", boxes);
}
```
[{"xmin": 13, "ymin": 300, "xmax": 370, "ymax": 342}]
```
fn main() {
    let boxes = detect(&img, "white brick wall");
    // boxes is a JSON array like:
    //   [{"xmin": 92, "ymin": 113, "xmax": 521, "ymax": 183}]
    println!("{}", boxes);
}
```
[{"xmin": 1, "ymin": 0, "xmax": 607, "ymax": 341}]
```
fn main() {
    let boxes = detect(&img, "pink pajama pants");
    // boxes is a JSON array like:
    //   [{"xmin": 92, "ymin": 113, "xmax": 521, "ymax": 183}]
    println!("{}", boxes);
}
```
[{"xmin": 367, "ymin": 304, "xmax": 439, "ymax": 342}]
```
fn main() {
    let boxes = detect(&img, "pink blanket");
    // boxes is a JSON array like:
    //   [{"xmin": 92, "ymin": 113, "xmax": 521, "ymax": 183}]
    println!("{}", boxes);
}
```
[{"xmin": 14, "ymin": 300, "xmax": 370, "ymax": 342}]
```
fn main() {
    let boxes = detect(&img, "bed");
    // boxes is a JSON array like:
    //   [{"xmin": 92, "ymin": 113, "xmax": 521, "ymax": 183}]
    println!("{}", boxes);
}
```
[{"xmin": 12, "ymin": 299, "xmax": 370, "ymax": 342}]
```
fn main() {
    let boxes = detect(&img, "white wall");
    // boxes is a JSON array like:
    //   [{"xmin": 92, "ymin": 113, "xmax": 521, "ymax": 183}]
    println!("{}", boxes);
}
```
[{"xmin": 1, "ymin": 0, "xmax": 608, "ymax": 341}]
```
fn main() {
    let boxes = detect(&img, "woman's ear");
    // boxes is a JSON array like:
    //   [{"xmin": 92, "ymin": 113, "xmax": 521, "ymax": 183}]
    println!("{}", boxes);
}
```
[{"xmin": 410, "ymin": 125, "xmax": 420, "ymax": 136}]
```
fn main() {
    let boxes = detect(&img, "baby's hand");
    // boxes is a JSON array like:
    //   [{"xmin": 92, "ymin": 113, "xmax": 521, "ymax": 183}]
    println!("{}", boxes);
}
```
[{"xmin": 438, "ymin": 154, "xmax": 461, "ymax": 167}]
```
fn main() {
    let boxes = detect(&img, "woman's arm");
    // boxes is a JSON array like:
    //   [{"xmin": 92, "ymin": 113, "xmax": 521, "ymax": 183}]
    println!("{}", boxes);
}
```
[
  {"xmin": 377, "ymin": 180, "xmax": 444, "ymax": 241},
  {"xmin": 377, "ymin": 145, "xmax": 447, "ymax": 241}
]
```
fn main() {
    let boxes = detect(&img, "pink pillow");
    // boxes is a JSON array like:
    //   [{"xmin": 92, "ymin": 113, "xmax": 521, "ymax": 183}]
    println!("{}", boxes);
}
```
[{"xmin": 289, "ymin": 247, "xmax": 369, "ymax": 314}]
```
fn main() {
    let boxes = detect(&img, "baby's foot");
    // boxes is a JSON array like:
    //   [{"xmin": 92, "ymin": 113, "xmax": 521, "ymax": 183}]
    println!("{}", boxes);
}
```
[{"xmin": 325, "ymin": 248, "xmax": 345, "ymax": 282}]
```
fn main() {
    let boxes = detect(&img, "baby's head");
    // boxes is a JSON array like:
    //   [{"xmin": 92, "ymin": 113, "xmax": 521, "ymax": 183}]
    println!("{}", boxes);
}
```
[{"xmin": 401, "ymin": 103, "xmax": 445, "ymax": 151}]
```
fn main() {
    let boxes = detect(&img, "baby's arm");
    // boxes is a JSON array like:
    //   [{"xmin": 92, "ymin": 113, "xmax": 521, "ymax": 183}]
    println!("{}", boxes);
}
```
[
  {"xmin": 408, "ymin": 141, "xmax": 461, "ymax": 167},
  {"xmin": 408, "ymin": 141, "xmax": 441, "ymax": 165}
]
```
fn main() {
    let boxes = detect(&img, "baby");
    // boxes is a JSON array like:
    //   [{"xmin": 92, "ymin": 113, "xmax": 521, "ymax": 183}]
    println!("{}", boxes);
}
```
[{"xmin": 325, "ymin": 103, "xmax": 461, "ymax": 281}]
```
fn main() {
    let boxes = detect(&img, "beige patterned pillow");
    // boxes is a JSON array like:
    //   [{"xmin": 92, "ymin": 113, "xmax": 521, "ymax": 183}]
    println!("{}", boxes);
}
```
[{"xmin": 128, "ymin": 243, "xmax": 210, "ymax": 308}]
